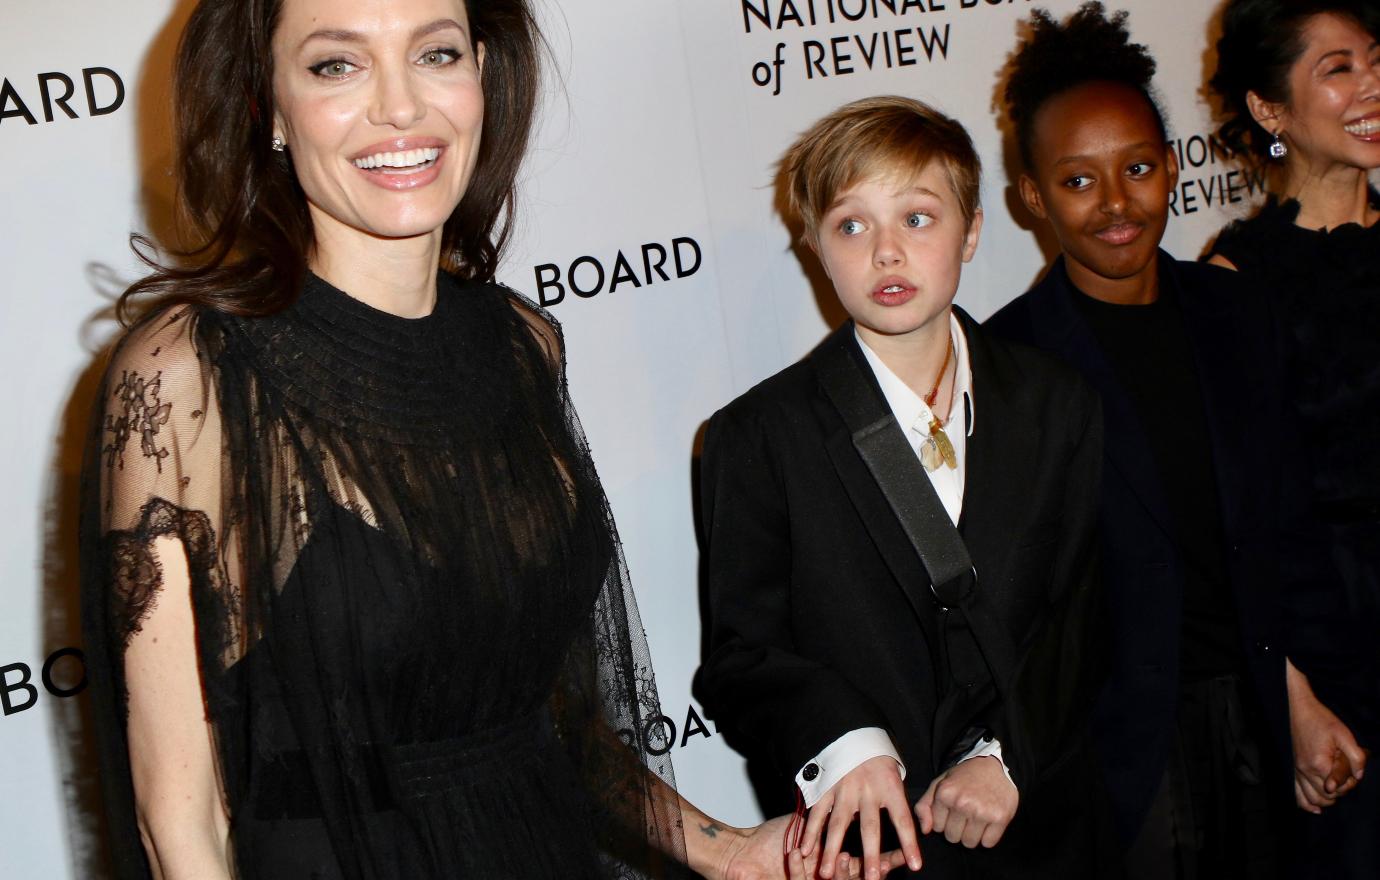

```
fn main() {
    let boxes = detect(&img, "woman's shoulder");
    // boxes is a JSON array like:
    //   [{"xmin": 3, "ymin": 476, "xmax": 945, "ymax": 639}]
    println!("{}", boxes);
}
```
[
  {"xmin": 107, "ymin": 302, "xmax": 214, "ymax": 385},
  {"xmin": 444, "ymin": 273, "xmax": 567, "ymax": 380},
  {"xmin": 1208, "ymin": 196, "xmax": 1302, "ymax": 271}
]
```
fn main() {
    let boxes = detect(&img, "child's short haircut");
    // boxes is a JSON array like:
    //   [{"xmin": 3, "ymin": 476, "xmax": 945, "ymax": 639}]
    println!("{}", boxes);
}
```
[{"xmin": 783, "ymin": 95, "xmax": 982, "ymax": 244}]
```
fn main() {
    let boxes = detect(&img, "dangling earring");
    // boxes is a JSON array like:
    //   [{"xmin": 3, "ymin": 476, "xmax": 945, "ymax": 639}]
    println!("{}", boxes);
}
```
[
  {"xmin": 1268, "ymin": 131, "xmax": 1288, "ymax": 160},
  {"xmin": 271, "ymin": 135, "xmax": 286, "ymax": 152}
]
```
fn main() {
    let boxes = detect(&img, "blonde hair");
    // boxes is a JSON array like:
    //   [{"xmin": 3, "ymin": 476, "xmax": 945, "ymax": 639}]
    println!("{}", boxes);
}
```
[{"xmin": 783, "ymin": 95, "xmax": 981, "ymax": 243}]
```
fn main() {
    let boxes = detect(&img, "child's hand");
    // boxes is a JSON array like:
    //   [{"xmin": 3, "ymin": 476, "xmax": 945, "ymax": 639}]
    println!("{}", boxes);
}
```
[
  {"xmin": 799, "ymin": 756, "xmax": 923, "ymax": 880},
  {"xmin": 914, "ymin": 757, "xmax": 1018, "ymax": 849}
]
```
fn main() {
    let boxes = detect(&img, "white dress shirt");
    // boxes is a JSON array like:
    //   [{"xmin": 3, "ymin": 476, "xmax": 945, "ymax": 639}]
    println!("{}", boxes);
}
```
[{"xmin": 794, "ymin": 313, "xmax": 1013, "ymax": 807}]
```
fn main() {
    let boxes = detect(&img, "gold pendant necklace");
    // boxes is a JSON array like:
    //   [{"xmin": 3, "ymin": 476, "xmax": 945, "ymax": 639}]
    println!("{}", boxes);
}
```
[{"xmin": 922, "ymin": 333, "xmax": 958, "ymax": 471}]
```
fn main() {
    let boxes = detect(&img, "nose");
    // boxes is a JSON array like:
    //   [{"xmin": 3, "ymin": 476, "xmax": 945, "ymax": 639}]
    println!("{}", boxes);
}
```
[
  {"xmin": 368, "ymin": 61, "xmax": 425, "ymax": 129},
  {"xmin": 1099, "ymin": 176, "xmax": 1128, "ymax": 216},
  {"xmin": 1359, "ymin": 56, "xmax": 1380, "ymax": 101},
  {"xmin": 872, "ymin": 227, "xmax": 903, "ymax": 267}
]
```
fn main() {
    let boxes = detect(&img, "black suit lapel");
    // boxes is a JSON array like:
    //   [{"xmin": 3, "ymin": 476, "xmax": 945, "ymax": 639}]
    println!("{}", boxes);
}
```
[
  {"xmin": 1024, "ymin": 258, "xmax": 1175, "ymax": 538},
  {"xmin": 811, "ymin": 327, "xmax": 943, "ymax": 644},
  {"xmin": 956, "ymin": 310, "xmax": 1040, "ymax": 616},
  {"xmin": 810, "ymin": 316, "xmax": 1022, "ymax": 689}
]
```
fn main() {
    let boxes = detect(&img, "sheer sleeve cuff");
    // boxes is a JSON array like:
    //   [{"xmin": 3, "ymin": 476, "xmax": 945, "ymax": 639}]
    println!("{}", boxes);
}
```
[{"xmin": 795, "ymin": 727, "xmax": 905, "ymax": 807}]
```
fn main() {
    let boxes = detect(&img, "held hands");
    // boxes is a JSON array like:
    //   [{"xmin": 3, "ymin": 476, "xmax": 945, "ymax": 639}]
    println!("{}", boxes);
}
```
[
  {"xmin": 799, "ymin": 756, "xmax": 923, "ymax": 880},
  {"xmin": 713, "ymin": 813, "xmax": 871, "ymax": 880},
  {"xmin": 1286, "ymin": 660, "xmax": 1367, "ymax": 814},
  {"xmin": 914, "ymin": 756, "xmax": 1018, "ymax": 849}
]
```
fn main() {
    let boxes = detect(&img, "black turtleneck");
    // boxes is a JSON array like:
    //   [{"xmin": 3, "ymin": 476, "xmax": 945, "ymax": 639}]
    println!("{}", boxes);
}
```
[{"xmin": 1072, "ymin": 282, "xmax": 1242, "ymax": 682}]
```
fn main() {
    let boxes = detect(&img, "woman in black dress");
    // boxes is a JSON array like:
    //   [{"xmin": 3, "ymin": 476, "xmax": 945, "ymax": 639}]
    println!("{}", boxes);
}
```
[
  {"xmin": 1207, "ymin": 1, "xmax": 1380, "ymax": 876},
  {"xmin": 79, "ymin": 1, "xmax": 839, "ymax": 877}
]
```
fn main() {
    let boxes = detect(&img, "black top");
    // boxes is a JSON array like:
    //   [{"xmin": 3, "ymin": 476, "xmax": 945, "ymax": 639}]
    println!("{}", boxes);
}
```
[
  {"xmin": 1210, "ymin": 192, "xmax": 1380, "ymax": 742},
  {"xmin": 80, "ymin": 273, "xmax": 684, "ymax": 878},
  {"xmin": 986, "ymin": 253, "xmax": 1306, "ymax": 840},
  {"xmin": 1071, "ymin": 286, "xmax": 1241, "ymax": 681},
  {"xmin": 1211, "ymin": 192, "xmax": 1380, "ymax": 519}
]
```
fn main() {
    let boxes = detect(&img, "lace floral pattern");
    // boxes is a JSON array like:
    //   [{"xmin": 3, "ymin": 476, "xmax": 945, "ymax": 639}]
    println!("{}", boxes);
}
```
[
  {"xmin": 102, "ymin": 370, "xmax": 173, "ymax": 473},
  {"xmin": 105, "ymin": 498, "xmax": 220, "ymax": 650},
  {"xmin": 81, "ymin": 275, "xmax": 685, "ymax": 878}
]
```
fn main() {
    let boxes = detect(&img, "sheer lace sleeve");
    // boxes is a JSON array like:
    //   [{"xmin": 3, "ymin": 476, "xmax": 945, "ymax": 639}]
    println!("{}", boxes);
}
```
[
  {"xmin": 507, "ymin": 292, "xmax": 689, "ymax": 874},
  {"xmin": 80, "ymin": 305, "xmax": 236, "ymax": 878},
  {"xmin": 94, "ymin": 307, "xmax": 231, "ymax": 655}
]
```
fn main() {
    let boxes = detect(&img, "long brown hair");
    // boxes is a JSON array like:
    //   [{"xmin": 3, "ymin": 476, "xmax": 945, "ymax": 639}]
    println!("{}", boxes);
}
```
[{"xmin": 120, "ymin": 0, "xmax": 543, "ymax": 324}]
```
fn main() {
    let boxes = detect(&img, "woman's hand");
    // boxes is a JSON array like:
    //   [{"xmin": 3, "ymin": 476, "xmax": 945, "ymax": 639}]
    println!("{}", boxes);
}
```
[
  {"xmin": 709, "ymin": 813, "xmax": 907, "ymax": 880},
  {"xmin": 1286, "ymin": 659, "xmax": 1367, "ymax": 813}
]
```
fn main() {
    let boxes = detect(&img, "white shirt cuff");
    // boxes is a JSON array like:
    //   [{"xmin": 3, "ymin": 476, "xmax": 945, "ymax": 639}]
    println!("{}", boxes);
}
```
[
  {"xmin": 795, "ymin": 727, "xmax": 906, "ymax": 808},
  {"xmin": 956, "ymin": 736, "xmax": 1017, "ymax": 790}
]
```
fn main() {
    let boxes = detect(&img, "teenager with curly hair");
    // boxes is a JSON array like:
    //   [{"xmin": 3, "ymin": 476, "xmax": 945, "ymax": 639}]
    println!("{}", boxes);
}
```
[{"xmin": 988, "ymin": 4, "xmax": 1356, "ymax": 877}]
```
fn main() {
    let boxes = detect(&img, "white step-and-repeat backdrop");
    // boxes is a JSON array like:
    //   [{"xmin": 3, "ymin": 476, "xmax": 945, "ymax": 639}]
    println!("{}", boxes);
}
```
[{"xmin": 2, "ymin": 1, "xmax": 1253, "ymax": 875}]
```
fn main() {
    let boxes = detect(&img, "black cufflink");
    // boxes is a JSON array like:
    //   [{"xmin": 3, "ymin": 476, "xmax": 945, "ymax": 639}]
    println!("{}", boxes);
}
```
[{"xmin": 803, "ymin": 763, "xmax": 820, "ymax": 782}]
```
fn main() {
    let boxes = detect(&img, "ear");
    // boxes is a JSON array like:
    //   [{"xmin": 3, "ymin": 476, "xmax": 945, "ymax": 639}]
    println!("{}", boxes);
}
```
[
  {"xmin": 961, "ymin": 207, "xmax": 984, "ymax": 263},
  {"xmin": 1165, "ymin": 142, "xmax": 1180, "ymax": 190},
  {"xmin": 1017, "ymin": 174, "xmax": 1047, "ymax": 220},
  {"xmin": 1245, "ymin": 89, "xmax": 1285, "ymax": 136},
  {"xmin": 476, "ymin": 41, "xmax": 486, "ymax": 74}
]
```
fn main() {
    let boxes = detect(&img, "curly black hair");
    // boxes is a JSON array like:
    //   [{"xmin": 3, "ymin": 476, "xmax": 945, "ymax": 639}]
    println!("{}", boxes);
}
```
[
  {"xmin": 1003, "ymin": 2, "xmax": 1166, "ymax": 168},
  {"xmin": 1211, "ymin": 0, "xmax": 1380, "ymax": 159}
]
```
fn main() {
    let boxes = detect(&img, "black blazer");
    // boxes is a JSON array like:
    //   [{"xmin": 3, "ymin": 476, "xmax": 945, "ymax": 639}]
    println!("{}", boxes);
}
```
[
  {"xmin": 696, "ymin": 310, "xmax": 1113, "ymax": 876},
  {"xmin": 985, "ymin": 253, "xmax": 1299, "ymax": 843}
]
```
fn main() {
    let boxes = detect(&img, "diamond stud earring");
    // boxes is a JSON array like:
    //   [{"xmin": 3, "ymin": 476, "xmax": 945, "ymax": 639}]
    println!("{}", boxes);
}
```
[{"xmin": 271, "ymin": 135, "xmax": 286, "ymax": 152}]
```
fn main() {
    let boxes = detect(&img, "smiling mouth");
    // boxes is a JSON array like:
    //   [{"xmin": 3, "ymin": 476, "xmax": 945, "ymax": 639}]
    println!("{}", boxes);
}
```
[
  {"xmin": 1344, "ymin": 118, "xmax": 1380, "ymax": 137},
  {"xmin": 352, "ymin": 147, "xmax": 442, "ymax": 173},
  {"xmin": 1095, "ymin": 223, "xmax": 1143, "ymax": 246}
]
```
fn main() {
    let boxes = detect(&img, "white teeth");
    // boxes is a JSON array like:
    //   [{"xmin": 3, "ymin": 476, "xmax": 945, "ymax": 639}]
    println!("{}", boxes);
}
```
[
  {"xmin": 1344, "ymin": 118, "xmax": 1379, "ymax": 136},
  {"xmin": 882, "ymin": 285, "xmax": 904, "ymax": 293},
  {"xmin": 352, "ymin": 146, "xmax": 441, "ymax": 170}
]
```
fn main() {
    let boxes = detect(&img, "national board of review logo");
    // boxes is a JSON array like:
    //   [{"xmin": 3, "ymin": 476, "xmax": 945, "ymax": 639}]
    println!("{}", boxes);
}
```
[{"xmin": 0, "ymin": 67, "xmax": 125, "ymax": 126}]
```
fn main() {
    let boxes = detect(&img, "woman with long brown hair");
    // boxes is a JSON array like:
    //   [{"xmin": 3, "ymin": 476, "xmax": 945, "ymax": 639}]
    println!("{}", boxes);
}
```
[{"xmin": 79, "ymin": 1, "xmax": 842, "ymax": 877}]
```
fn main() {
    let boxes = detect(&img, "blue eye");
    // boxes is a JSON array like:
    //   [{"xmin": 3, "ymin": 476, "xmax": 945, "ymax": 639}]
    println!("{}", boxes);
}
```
[
  {"xmin": 839, "ymin": 218, "xmax": 864, "ymax": 235},
  {"xmin": 905, "ymin": 212, "xmax": 933, "ymax": 228},
  {"xmin": 309, "ymin": 58, "xmax": 358, "ymax": 78}
]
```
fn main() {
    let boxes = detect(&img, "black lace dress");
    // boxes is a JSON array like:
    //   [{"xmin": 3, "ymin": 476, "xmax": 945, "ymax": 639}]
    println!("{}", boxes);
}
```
[
  {"xmin": 1210, "ymin": 193, "xmax": 1380, "ymax": 742},
  {"xmin": 79, "ymin": 272, "xmax": 685, "ymax": 878}
]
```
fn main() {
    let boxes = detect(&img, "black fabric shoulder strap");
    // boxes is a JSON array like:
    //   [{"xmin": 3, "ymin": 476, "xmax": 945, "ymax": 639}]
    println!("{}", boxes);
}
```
[{"xmin": 814, "ymin": 337, "xmax": 975, "ymax": 606}]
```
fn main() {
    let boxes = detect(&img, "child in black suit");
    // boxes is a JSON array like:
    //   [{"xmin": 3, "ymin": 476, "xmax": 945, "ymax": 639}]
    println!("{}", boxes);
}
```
[{"xmin": 697, "ymin": 95, "xmax": 1113, "ymax": 879}]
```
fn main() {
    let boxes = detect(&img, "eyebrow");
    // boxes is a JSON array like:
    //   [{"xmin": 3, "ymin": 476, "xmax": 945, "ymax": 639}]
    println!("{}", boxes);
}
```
[
  {"xmin": 1312, "ymin": 41, "xmax": 1380, "ymax": 67},
  {"xmin": 297, "ymin": 18, "xmax": 467, "ymax": 51},
  {"xmin": 1314, "ymin": 48, "xmax": 1355, "ymax": 67},
  {"xmin": 824, "ymin": 185, "xmax": 943, "ymax": 213},
  {"xmin": 1053, "ymin": 141, "xmax": 1158, "ymax": 166},
  {"xmin": 892, "ymin": 185, "xmax": 943, "ymax": 199}
]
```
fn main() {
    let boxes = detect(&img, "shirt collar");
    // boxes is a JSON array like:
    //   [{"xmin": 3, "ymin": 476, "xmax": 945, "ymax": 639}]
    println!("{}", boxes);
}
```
[{"xmin": 855, "ymin": 311, "xmax": 975, "ymax": 438}]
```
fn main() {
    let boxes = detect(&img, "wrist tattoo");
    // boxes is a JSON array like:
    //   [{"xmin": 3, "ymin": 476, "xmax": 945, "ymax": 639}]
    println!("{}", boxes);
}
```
[{"xmin": 699, "ymin": 822, "xmax": 725, "ymax": 839}]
